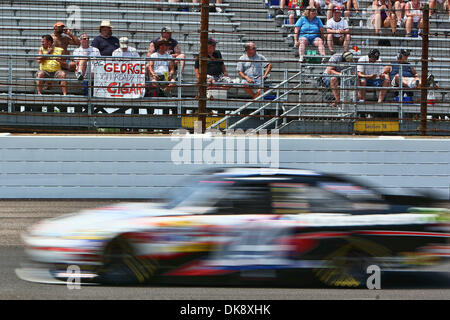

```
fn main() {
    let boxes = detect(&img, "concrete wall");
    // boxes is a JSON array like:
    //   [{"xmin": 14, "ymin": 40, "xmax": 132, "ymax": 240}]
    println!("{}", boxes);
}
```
[{"xmin": 0, "ymin": 134, "xmax": 448, "ymax": 199}]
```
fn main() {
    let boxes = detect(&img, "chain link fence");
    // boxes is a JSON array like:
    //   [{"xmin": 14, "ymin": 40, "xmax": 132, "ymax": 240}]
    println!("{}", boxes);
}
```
[{"xmin": 0, "ymin": 0, "xmax": 449, "ymax": 134}]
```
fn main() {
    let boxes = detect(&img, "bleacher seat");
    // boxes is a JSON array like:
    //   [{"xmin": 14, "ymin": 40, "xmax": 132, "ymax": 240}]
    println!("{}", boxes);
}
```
[{"xmin": 0, "ymin": 0, "xmax": 449, "ymax": 120}]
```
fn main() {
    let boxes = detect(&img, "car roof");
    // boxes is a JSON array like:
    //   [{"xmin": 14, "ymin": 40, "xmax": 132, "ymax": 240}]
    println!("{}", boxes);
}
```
[
  {"xmin": 209, "ymin": 167, "xmax": 375, "ymax": 190},
  {"xmin": 211, "ymin": 167, "xmax": 323, "ymax": 178}
]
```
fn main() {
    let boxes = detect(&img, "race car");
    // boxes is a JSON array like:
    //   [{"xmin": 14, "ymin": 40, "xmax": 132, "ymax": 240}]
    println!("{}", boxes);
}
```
[{"xmin": 17, "ymin": 168, "xmax": 450, "ymax": 287}]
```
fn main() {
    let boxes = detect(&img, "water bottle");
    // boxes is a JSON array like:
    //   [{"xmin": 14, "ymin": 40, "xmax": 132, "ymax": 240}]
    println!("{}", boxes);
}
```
[{"xmin": 82, "ymin": 81, "xmax": 88, "ymax": 96}]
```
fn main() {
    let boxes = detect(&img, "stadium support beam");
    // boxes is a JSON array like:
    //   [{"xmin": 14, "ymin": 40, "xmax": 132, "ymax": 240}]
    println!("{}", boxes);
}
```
[
  {"xmin": 420, "ymin": 4, "xmax": 430, "ymax": 136},
  {"xmin": 197, "ymin": 0, "xmax": 210, "ymax": 133}
]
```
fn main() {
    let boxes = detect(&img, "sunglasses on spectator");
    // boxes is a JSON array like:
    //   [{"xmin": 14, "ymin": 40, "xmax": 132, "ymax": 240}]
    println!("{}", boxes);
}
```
[{"xmin": 81, "ymin": 37, "xmax": 89, "ymax": 40}]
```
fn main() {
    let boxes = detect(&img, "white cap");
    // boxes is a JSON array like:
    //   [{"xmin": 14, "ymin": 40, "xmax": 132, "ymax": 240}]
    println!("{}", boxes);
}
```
[{"xmin": 119, "ymin": 37, "xmax": 129, "ymax": 49}]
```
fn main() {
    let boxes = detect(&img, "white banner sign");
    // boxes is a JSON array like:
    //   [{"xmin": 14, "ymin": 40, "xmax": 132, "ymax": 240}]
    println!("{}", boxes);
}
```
[{"xmin": 93, "ymin": 60, "xmax": 146, "ymax": 98}]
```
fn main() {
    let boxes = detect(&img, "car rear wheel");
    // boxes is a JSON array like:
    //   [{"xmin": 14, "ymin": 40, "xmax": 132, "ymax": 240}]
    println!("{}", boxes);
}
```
[
  {"xmin": 314, "ymin": 237, "xmax": 389, "ymax": 288},
  {"xmin": 97, "ymin": 236, "xmax": 159, "ymax": 285}
]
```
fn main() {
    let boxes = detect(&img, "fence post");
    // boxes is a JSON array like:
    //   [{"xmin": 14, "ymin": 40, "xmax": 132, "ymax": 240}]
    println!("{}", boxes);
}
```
[
  {"xmin": 87, "ymin": 57, "xmax": 93, "ymax": 116},
  {"xmin": 420, "ymin": 4, "xmax": 430, "ymax": 136},
  {"xmin": 399, "ymin": 64, "xmax": 403, "ymax": 121},
  {"xmin": 177, "ymin": 63, "xmax": 182, "ymax": 115},
  {"xmin": 8, "ymin": 55, "xmax": 13, "ymax": 112},
  {"xmin": 197, "ymin": 0, "xmax": 210, "ymax": 133}
]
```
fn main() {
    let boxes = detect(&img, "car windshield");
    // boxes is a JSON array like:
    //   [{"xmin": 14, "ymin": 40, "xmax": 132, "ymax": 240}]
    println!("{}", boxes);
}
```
[
  {"xmin": 164, "ymin": 178, "xmax": 234, "ymax": 210},
  {"xmin": 317, "ymin": 182, "xmax": 383, "ymax": 202}
]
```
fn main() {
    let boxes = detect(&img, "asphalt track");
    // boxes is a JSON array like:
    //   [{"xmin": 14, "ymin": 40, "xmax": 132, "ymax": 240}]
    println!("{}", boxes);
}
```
[{"xmin": 1, "ymin": 200, "xmax": 449, "ymax": 300}]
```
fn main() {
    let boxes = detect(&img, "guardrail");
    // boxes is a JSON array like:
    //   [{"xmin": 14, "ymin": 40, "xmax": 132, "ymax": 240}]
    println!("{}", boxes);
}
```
[{"xmin": 0, "ymin": 54, "xmax": 448, "ymax": 134}]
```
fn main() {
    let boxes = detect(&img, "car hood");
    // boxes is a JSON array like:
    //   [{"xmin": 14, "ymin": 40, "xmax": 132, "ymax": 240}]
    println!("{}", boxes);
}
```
[{"xmin": 25, "ymin": 202, "xmax": 180, "ymax": 239}]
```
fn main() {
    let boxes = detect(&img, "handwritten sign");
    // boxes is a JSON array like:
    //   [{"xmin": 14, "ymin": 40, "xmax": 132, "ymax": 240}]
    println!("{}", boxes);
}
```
[{"xmin": 93, "ymin": 60, "xmax": 146, "ymax": 98}]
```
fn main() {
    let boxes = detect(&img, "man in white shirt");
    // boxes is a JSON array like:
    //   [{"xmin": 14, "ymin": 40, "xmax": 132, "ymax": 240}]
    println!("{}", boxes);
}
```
[
  {"xmin": 357, "ymin": 49, "xmax": 390, "ymax": 103},
  {"xmin": 326, "ymin": 6, "xmax": 351, "ymax": 54},
  {"xmin": 112, "ymin": 37, "xmax": 140, "ymax": 58},
  {"xmin": 73, "ymin": 33, "xmax": 101, "ymax": 81},
  {"xmin": 147, "ymin": 39, "xmax": 176, "ymax": 96}
]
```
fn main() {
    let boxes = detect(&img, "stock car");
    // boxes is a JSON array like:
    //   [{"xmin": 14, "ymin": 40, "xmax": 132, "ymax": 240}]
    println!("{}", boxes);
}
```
[{"xmin": 17, "ymin": 168, "xmax": 450, "ymax": 287}]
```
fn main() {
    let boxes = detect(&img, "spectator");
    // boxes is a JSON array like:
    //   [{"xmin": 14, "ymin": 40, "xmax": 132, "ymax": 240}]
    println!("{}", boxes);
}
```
[
  {"xmin": 194, "ymin": 38, "xmax": 232, "ymax": 87},
  {"xmin": 346, "ymin": 0, "xmax": 360, "ymax": 16},
  {"xmin": 36, "ymin": 35, "xmax": 67, "ymax": 95},
  {"xmin": 391, "ymin": 0, "xmax": 406, "ymax": 26},
  {"xmin": 314, "ymin": 0, "xmax": 328, "ymax": 15},
  {"xmin": 326, "ymin": 6, "xmax": 351, "ymax": 54},
  {"xmin": 112, "ymin": 37, "xmax": 140, "ymax": 57},
  {"xmin": 404, "ymin": 0, "xmax": 423, "ymax": 37},
  {"xmin": 429, "ymin": 0, "xmax": 450, "ymax": 18},
  {"xmin": 91, "ymin": 20, "xmax": 120, "ymax": 56},
  {"xmin": 286, "ymin": 0, "xmax": 303, "ymax": 30},
  {"xmin": 192, "ymin": 0, "xmax": 225, "ymax": 13},
  {"xmin": 287, "ymin": 0, "xmax": 324, "ymax": 26},
  {"xmin": 51, "ymin": 21, "xmax": 80, "ymax": 72},
  {"xmin": 323, "ymin": 50, "xmax": 355, "ymax": 106},
  {"xmin": 357, "ymin": 49, "xmax": 390, "ymax": 103},
  {"xmin": 147, "ymin": 26, "xmax": 185, "ymax": 75},
  {"xmin": 277, "ymin": 0, "xmax": 324, "ymax": 16},
  {"xmin": 294, "ymin": 6, "xmax": 326, "ymax": 62},
  {"xmin": 372, "ymin": 0, "xmax": 397, "ymax": 35},
  {"xmin": 289, "ymin": 0, "xmax": 326, "ymax": 14},
  {"xmin": 383, "ymin": 49, "xmax": 422, "ymax": 88},
  {"xmin": 237, "ymin": 42, "xmax": 273, "ymax": 99},
  {"xmin": 73, "ymin": 33, "xmax": 101, "ymax": 81},
  {"xmin": 147, "ymin": 39, "xmax": 176, "ymax": 96},
  {"xmin": 276, "ymin": 0, "xmax": 287, "ymax": 16},
  {"xmin": 325, "ymin": 0, "xmax": 350, "ymax": 20}
]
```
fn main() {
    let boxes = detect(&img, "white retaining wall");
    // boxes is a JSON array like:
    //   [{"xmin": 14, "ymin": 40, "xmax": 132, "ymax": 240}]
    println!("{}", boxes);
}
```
[{"xmin": 0, "ymin": 135, "xmax": 448, "ymax": 199}]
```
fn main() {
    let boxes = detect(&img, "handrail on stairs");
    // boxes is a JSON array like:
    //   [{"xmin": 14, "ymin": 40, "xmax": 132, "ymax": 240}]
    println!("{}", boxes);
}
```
[{"xmin": 207, "ymin": 70, "xmax": 303, "ymax": 131}]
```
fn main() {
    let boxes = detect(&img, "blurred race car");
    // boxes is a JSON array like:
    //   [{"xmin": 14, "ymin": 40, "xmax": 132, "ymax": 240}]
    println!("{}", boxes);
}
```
[{"xmin": 17, "ymin": 168, "xmax": 450, "ymax": 287}]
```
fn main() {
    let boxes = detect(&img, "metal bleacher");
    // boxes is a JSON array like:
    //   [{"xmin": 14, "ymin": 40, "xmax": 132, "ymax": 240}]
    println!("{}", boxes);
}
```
[
  {"xmin": 0, "ymin": 0, "xmax": 449, "ymax": 130},
  {"xmin": 267, "ymin": 0, "xmax": 450, "ymax": 120}
]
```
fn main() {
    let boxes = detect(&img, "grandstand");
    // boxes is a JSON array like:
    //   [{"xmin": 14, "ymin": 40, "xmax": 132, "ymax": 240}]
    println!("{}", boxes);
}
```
[{"xmin": 0, "ymin": 0, "xmax": 449, "ymax": 134}]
